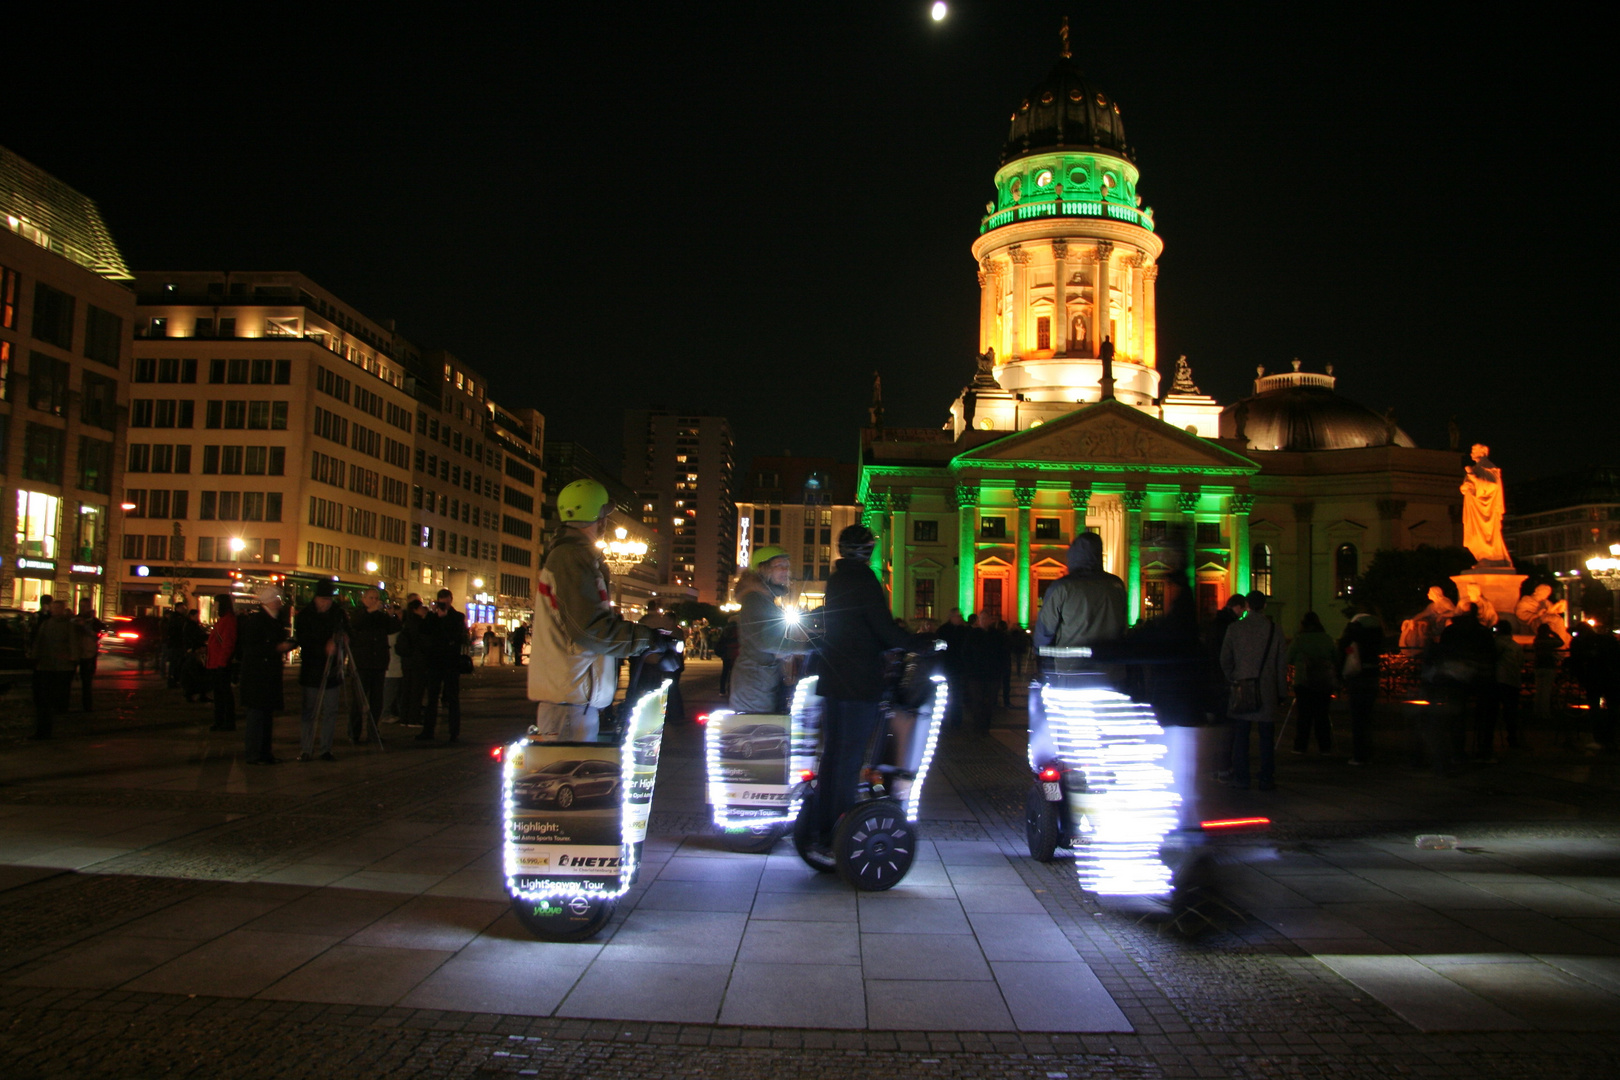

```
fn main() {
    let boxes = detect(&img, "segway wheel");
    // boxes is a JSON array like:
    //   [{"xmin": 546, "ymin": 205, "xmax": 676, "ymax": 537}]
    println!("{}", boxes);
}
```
[
  {"xmin": 793, "ymin": 789, "xmax": 837, "ymax": 873},
  {"xmin": 834, "ymin": 798, "xmax": 916, "ymax": 892},
  {"xmin": 510, "ymin": 893, "xmax": 615, "ymax": 941},
  {"xmin": 1025, "ymin": 782, "xmax": 1060, "ymax": 862},
  {"xmin": 725, "ymin": 820, "xmax": 788, "ymax": 854}
]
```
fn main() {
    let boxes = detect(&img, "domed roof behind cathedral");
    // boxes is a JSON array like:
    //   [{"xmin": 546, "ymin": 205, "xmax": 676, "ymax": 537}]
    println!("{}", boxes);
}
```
[
  {"xmin": 1002, "ymin": 55, "xmax": 1131, "ymax": 166},
  {"xmin": 1218, "ymin": 368, "xmax": 1415, "ymax": 452}
]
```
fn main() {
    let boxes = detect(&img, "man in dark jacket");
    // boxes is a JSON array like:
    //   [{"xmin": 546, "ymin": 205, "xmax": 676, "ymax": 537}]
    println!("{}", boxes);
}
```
[
  {"xmin": 238, "ymin": 587, "xmax": 293, "ymax": 764},
  {"xmin": 348, "ymin": 589, "xmax": 400, "ymax": 743},
  {"xmin": 810, "ymin": 525, "xmax": 912, "ymax": 860},
  {"xmin": 417, "ymin": 588, "xmax": 468, "ymax": 742},
  {"xmin": 395, "ymin": 598, "xmax": 427, "ymax": 727},
  {"xmin": 1033, "ymin": 532, "xmax": 1126, "ymax": 667},
  {"xmin": 294, "ymin": 580, "xmax": 350, "ymax": 761}
]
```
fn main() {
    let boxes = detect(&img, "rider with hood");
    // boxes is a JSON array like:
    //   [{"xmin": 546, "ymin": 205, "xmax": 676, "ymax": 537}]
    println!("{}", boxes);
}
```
[
  {"xmin": 729, "ymin": 546, "xmax": 811, "ymax": 713},
  {"xmin": 1033, "ymin": 531, "xmax": 1127, "ymax": 667}
]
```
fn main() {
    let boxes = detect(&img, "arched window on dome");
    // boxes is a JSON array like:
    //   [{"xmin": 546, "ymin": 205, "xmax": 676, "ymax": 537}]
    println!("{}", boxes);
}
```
[
  {"xmin": 1251, "ymin": 543, "xmax": 1272, "ymax": 596},
  {"xmin": 1335, "ymin": 543, "xmax": 1358, "ymax": 599}
]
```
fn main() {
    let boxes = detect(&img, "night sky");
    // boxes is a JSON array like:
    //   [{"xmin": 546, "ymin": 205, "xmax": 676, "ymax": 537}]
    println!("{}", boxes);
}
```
[{"xmin": 9, "ymin": 4, "xmax": 1611, "ymax": 483}]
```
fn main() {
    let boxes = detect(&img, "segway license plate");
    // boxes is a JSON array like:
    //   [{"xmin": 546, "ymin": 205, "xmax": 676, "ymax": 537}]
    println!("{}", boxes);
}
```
[{"xmin": 505, "ymin": 682, "xmax": 670, "ymax": 901}]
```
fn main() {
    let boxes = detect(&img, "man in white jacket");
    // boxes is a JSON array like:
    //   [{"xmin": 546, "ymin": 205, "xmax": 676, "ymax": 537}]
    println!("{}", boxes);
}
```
[
  {"xmin": 529, "ymin": 480, "xmax": 660, "ymax": 742},
  {"xmin": 1219, "ymin": 590, "xmax": 1290, "ymax": 790}
]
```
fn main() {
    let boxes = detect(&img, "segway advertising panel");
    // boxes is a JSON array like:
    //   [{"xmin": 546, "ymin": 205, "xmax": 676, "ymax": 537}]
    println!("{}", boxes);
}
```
[
  {"xmin": 791, "ymin": 656, "xmax": 950, "ymax": 891},
  {"xmin": 502, "ymin": 680, "xmax": 670, "ymax": 940},
  {"xmin": 1026, "ymin": 647, "xmax": 1180, "ymax": 897},
  {"xmin": 704, "ymin": 679, "xmax": 823, "ymax": 851}
]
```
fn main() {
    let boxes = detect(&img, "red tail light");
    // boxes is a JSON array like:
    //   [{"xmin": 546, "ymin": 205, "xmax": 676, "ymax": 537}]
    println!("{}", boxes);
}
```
[
  {"xmin": 1201, "ymin": 817, "xmax": 1270, "ymax": 831},
  {"xmin": 489, "ymin": 745, "xmax": 504, "ymax": 762},
  {"xmin": 1038, "ymin": 765, "xmax": 1061, "ymax": 782},
  {"xmin": 695, "ymin": 713, "xmax": 709, "ymax": 725},
  {"xmin": 800, "ymin": 770, "xmax": 816, "ymax": 782},
  {"xmin": 117, "ymin": 631, "xmax": 140, "ymax": 640}
]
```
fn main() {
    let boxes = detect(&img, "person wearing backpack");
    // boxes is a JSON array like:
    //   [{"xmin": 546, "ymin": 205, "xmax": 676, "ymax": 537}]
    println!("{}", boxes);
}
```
[
  {"xmin": 1287, "ymin": 611, "xmax": 1338, "ymax": 754},
  {"xmin": 1219, "ymin": 590, "xmax": 1288, "ymax": 790}
]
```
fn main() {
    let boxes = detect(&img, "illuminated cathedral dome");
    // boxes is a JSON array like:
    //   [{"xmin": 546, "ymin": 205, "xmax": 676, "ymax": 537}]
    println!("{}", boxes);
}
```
[
  {"xmin": 1002, "ymin": 55, "xmax": 1131, "ymax": 166},
  {"xmin": 1219, "ymin": 367, "xmax": 1415, "ymax": 452}
]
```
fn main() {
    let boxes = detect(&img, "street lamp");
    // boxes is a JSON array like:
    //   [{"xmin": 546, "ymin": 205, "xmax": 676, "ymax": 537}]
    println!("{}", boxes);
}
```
[
  {"xmin": 596, "ymin": 527, "xmax": 649, "ymax": 576},
  {"xmin": 228, "ymin": 537, "xmax": 245, "ymax": 556},
  {"xmin": 365, "ymin": 560, "xmax": 378, "ymax": 573}
]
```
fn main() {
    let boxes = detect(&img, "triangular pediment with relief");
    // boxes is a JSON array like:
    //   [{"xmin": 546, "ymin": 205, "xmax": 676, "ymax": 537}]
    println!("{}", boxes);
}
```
[{"xmin": 953, "ymin": 399, "xmax": 1257, "ymax": 473}]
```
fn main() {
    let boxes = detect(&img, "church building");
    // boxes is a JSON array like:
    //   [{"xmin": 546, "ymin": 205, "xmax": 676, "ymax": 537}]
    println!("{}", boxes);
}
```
[{"xmin": 858, "ymin": 38, "xmax": 1461, "ymax": 631}]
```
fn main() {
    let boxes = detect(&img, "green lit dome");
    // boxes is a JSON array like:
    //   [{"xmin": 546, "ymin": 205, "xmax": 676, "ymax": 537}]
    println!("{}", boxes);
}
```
[{"xmin": 1002, "ymin": 57, "xmax": 1131, "ymax": 167}]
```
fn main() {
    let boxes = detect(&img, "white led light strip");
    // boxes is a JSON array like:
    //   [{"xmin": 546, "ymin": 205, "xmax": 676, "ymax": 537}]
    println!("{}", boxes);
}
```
[
  {"xmin": 503, "ymin": 682, "xmax": 669, "ymax": 903},
  {"xmin": 1041, "ymin": 683, "xmax": 1179, "ymax": 896},
  {"xmin": 705, "ymin": 676, "xmax": 821, "ymax": 830}
]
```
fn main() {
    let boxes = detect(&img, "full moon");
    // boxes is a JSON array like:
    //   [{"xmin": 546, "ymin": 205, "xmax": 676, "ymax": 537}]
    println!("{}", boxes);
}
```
[{"xmin": 931, "ymin": 2, "xmax": 947, "ymax": 21}]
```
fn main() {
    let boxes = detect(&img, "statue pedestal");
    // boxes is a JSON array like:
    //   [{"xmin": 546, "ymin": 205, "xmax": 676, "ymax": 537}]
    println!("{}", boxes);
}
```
[{"xmin": 1452, "ymin": 569, "xmax": 1528, "ymax": 636}]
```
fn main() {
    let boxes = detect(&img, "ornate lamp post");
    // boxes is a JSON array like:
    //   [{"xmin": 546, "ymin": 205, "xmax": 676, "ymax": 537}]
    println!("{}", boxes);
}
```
[{"xmin": 596, "ymin": 527, "xmax": 650, "ymax": 610}]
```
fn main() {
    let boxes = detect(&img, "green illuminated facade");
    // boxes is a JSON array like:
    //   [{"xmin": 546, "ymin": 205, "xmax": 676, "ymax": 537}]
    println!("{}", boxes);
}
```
[{"xmin": 859, "ymin": 402, "xmax": 1259, "ymax": 626}]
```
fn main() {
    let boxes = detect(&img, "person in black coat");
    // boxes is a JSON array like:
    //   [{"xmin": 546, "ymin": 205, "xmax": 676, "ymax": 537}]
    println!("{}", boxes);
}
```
[
  {"xmin": 238, "ymin": 587, "xmax": 293, "ymax": 764},
  {"xmin": 294, "ymin": 580, "xmax": 350, "ymax": 761},
  {"xmin": 348, "ymin": 589, "xmax": 401, "ymax": 742},
  {"xmin": 417, "ymin": 588, "xmax": 468, "ymax": 742},
  {"xmin": 809, "ymin": 525, "xmax": 912, "ymax": 859}
]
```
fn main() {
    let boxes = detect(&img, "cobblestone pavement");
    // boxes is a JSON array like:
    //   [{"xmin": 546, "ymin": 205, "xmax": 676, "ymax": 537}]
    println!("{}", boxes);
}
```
[{"xmin": 1, "ymin": 661, "xmax": 1618, "ymax": 1078}]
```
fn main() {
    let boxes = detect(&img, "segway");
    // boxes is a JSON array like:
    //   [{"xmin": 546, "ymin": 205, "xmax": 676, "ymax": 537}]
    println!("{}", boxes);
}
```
[
  {"xmin": 500, "ymin": 651, "xmax": 676, "ymax": 941},
  {"xmin": 1024, "ymin": 645, "xmax": 1180, "ymax": 897},
  {"xmin": 704, "ymin": 679, "xmax": 821, "ymax": 853},
  {"xmin": 791, "ymin": 643, "xmax": 949, "ymax": 891}
]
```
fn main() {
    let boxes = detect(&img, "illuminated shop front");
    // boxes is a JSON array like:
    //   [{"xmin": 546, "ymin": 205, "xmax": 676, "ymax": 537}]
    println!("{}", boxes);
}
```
[{"xmin": 12, "ymin": 490, "xmax": 61, "ymax": 610}]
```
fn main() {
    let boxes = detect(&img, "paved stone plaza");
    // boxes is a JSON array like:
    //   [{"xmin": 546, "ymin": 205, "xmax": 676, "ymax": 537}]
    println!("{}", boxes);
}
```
[{"xmin": 1, "ymin": 658, "xmax": 1618, "ymax": 1078}]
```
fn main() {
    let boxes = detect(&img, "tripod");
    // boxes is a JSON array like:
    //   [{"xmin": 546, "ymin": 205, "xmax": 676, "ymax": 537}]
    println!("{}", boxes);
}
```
[{"xmin": 311, "ymin": 634, "xmax": 388, "ymax": 753}]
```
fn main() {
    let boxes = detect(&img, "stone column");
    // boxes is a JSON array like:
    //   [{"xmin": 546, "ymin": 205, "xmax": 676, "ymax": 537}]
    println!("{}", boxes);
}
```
[
  {"xmin": 1009, "ymin": 247, "xmax": 1029, "ymax": 359},
  {"xmin": 1090, "ymin": 241, "xmax": 1113, "ymax": 358},
  {"xmin": 1142, "ymin": 263, "xmax": 1159, "ymax": 370},
  {"xmin": 1178, "ymin": 487, "xmax": 1200, "ymax": 583},
  {"xmin": 865, "ymin": 490, "xmax": 890, "ymax": 579},
  {"xmin": 1230, "ymin": 493, "xmax": 1254, "ymax": 597},
  {"xmin": 1063, "ymin": 486, "xmax": 1092, "ymax": 623},
  {"xmin": 1051, "ymin": 241, "xmax": 1069, "ymax": 354},
  {"xmin": 1377, "ymin": 498, "xmax": 1407, "ymax": 551},
  {"xmin": 1131, "ymin": 254, "xmax": 1147, "ymax": 363},
  {"xmin": 1293, "ymin": 501, "xmax": 1316, "ymax": 615},
  {"xmin": 890, "ymin": 493, "xmax": 911, "ymax": 619},
  {"xmin": 1121, "ymin": 488, "xmax": 1145, "ymax": 622},
  {"xmin": 954, "ymin": 482, "xmax": 979, "ymax": 615},
  {"xmin": 977, "ymin": 261, "xmax": 997, "ymax": 356},
  {"xmin": 1015, "ymin": 485, "xmax": 1036, "ymax": 626}
]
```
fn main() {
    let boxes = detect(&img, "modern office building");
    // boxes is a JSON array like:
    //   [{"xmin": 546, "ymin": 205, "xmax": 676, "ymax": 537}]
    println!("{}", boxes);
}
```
[
  {"xmin": 402, "ymin": 349, "xmax": 545, "ymax": 632},
  {"xmin": 128, "ymin": 271, "xmax": 419, "ymax": 614},
  {"xmin": 621, "ymin": 410, "xmax": 736, "ymax": 604},
  {"xmin": 731, "ymin": 456, "xmax": 860, "ymax": 611},
  {"xmin": 1, "ymin": 145, "xmax": 135, "ymax": 616},
  {"xmin": 1505, "ymin": 467, "xmax": 1620, "ymax": 576}
]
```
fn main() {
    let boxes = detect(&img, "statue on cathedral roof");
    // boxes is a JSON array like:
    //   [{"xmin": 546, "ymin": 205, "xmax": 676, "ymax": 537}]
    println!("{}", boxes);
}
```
[
  {"xmin": 1171, "ymin": 355, "xmax": 1200, "ymax": 394},
  {"xmin": 868, "ymin": 371, "xmax": 884, "ymax": 428}
]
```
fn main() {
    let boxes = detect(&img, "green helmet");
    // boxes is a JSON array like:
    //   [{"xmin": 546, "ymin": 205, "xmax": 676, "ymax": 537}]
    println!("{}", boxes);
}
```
[
  {"xmin": 557, "ymin": 479, "xmax": 611, "ymax": 524},
  {"xmin": 750, "ymin": 545, "xmax": 790, "ymax": 571}
]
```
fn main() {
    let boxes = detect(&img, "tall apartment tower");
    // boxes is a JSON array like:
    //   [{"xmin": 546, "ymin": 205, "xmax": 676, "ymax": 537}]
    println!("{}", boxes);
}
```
[
  {"xmin": 621, "ymin": 410, "xmax": 735, "ymax": 604},
  {"xmin": 1, "ymin": 146, "xmax": 135, "ymax": 616},
  {"xmin": 129, "ymin": 271, "xmax": 419, "ymax": 612}
]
